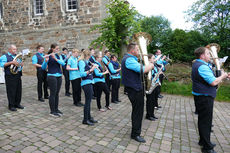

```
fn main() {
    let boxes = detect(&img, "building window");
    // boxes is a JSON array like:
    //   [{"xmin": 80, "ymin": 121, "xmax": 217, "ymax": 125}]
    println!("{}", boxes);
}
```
[
  {"xmin": 34, "ymin": 0, "xmax": 43, "ymax": 15},
  {"xmin": 0, "ymin": 3, "xmax": 2, "ymax": 19},
  {"xmin": 66, "ymin": 0, "xmax": 77, "ymax": 11}
]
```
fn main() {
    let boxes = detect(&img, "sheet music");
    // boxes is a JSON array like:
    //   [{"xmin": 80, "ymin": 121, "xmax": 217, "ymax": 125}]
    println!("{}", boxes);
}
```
[
  {"xmin": 219, "ymin": 56, "xmax": 228, "ymax": 64},
  {"xmin": 22, "ymin": 49, "xmax": 30, "ymax": 56}
]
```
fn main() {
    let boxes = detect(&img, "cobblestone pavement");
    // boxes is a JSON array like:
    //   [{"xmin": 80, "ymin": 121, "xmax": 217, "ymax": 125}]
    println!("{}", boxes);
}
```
[{"xmin": 0, "ymin": 76, "xmax": 230, "ymax": 153}]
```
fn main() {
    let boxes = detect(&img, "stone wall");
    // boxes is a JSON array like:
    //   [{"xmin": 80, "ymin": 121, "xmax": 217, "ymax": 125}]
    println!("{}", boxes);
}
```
[{"xmin": 0, "ymin": 0, "xmax": 108, "ymax": 75}]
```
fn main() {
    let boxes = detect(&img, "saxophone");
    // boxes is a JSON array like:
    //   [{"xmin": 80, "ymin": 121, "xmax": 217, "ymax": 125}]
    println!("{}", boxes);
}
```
[{"xmin": 146, "ymin": 64, "xmax": 164, "ymax": 94}]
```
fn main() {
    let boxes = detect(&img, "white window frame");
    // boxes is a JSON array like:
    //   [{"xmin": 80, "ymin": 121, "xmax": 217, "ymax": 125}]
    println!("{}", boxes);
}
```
[
  {"xmin": 34, "ymin": 0, "xmax": 44, "ymax": 16},
  {"xmin": 66, "ymin": 0, "xmax": 78, "ymax": 12}
]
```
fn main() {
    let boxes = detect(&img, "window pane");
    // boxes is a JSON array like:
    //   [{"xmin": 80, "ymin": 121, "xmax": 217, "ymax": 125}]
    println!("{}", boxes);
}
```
[
  {"xmin": 67, "ymin": 0, "xmax": 77, "ymax": 10},
  {"xmin": 34, "ymin": 0, "xmax": 43, "ymax": 15}
]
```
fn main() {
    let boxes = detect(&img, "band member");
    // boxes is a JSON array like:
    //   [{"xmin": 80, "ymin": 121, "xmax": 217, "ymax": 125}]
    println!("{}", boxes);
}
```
[
  {"xmin": 0, "ymin": 45, "xmax": 24, "ymax": 111},
  {"xmin": 78, "ymin": 50, "xmax": 98, "ymax": 126},
  {"xmin": 89, "ymin": 48, "xmax": 97, "ymax": 99},
  {"xmin": 32, "ymin": 45, "xmax": 49, "ymax": 102},
  {"xmin": 155, "ymin": 49, "xmax": 168, "ymax": 99},
  {"xmin": 93, "ymin": 52, "xmax": 111, "ymax": 112},
  {"xmin": 102, "ymin": 50, "xmax": 111, "ymax": 90},
  {"xmin": 146, "ymin": 54, "xmax": 159, "ymax": 121},
  {"xmin": 66, "ymin": 49, "xmax": 83, "ymax": 107},
  {"xmin": 61, "ymin": 47, "xmax": 71, "ymax": 96},
  {"xmin": 110, "ymin": 55, "xmax": 121, "ymax": 103},
  {"xmin": 122, "ymin": 42, "xmax": 154, "ymax": 143},
  {"xmin": 42, "ymin": 43, "xmax": 65, "ymax": 117},
  {"xmin": 192, "ymin": 47, "xmax": 229, "ymax": 153},
  {"xmin": 102, "ymin": 50, "xmax": 120, "ymax": 103}
]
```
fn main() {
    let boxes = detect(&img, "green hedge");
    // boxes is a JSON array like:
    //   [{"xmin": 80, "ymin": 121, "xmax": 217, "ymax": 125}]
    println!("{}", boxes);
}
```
[{"xmin": 161, "ymin": 81, "xmax": 230, "ymax": 102}]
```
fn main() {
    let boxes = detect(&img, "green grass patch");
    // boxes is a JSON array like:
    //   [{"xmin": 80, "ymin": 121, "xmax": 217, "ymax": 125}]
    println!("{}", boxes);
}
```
[{"xmin": 161, "ymin": 81, "xmax": 230, "ymax": 102}]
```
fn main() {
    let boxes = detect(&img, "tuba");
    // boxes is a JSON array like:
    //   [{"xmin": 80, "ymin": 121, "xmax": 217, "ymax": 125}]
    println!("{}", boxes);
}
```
[
  {"xmin": 10, "ymin": 50, "xmax": 31, "ymax": 74},
  {"xmin": 206, "ymin": 43, "xmax": 221, "ymax": 77},
  {"xmin": 133, "ymin": 32, "xmax": 152, "ymax": 93}
]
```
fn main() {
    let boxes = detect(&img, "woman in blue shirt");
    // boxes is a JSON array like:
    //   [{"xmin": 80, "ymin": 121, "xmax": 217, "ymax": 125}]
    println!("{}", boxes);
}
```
[
  {"xmin": 146, "ymin": 54, "xmax": 158, "ymax": 121},
  {"xmin": 66, "ymin": 49, "xmax": 83, "ymax": 107},
  {"xmin": 93, "ymin": 52, "xmax": 111, "ymax": 112},
  {"xmin": 78, "ymin": 50, "xmax": 98, "ymax": 126},
  {"xmin": 42, "ymin": 43, "xmax": 65, "ymax": 117}
]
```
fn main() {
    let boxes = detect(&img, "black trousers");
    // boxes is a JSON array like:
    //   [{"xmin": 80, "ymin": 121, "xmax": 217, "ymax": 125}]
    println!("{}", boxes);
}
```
[
  {"xmin": 154, "ymin": 86, "xmax": 160, "ymax": 107},
  {"xmin": 47, "ymin": 76, "xmax": 62, "ymax": 113},
  {"xmin": 105, "ymin": 74, "xmax": 111, "ymax": 90},
  {"xmin": 194, "ymin": 95, "xmax": 214, "ymax": 150},
  {"xmin": 111, "ymin": 78, "xmax": 120, "ymax": 102},
  {"xmin": 95, "ymin": 82, "xmax": 110, "ymax": 109},
  {"xmin": 126, "ymin": 87, "xmax": 144, "ymax": 137},
  {"xmin": 71, "ymin": 78, "xmax": 82, "ymax": 105},
  {"xmin": 63, "ymin": 68, "xmax": 70, "ymax": 94},
  {"xmin": 37, "ymin": 69, "xmax": 48, "ymax": 99},
  {"xmin": 146, "ymin": 88, "xmax": 158, "ymax": 117},
  {"xmin": 5, "ymin": 74, "xmax": 22, "ymax": 108},
  {"xmin": 82, "ymin": 84, "xmax": 93, "ymax": 122},
  {"xmin": 157, "ymin": 74, "xmax": 164, "ymax": 96}
]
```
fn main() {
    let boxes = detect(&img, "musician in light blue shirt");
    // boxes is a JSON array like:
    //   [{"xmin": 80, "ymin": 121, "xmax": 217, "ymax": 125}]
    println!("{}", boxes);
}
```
[
  {"xmin": 78, "ymin": 50, "xmax": 98, "ymax": 126},
  {"xmin": 155, "ymin": 49, "xmax": 169, "ymax": 99},
  {"xmin": 93, "ymin": 52, "xmax": 111, "ymax": 111},
  {"xmin": 32, "ymin": 45, "xmax": 49, "ymax": 102},
  {"xmin": 66, "ymin": 49, "xmax": 83, "ymax": 107},
  {"xmin": 42, "ymin": 43, "xmax": 65, "ymax": 117}
]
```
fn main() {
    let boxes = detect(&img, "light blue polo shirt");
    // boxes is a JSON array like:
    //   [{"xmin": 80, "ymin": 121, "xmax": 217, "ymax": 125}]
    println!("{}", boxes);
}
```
[
  {"xmin": 125, "ymin": 53, "xmax": 145, "ymax": 73},
  {"xmin": 67, "ymin": 56, "xmax": 81, "ymax": 80},
  {"xmin": 79, "ymin": 59, "xmax": 93, "ymax": 86},
  {"xmin": 192, "ymin": 59, "xmax": 216, "ymax": 96},
  {"xmin": 42, "ymin": 55, "xmax": 65, "ymax": 77}
]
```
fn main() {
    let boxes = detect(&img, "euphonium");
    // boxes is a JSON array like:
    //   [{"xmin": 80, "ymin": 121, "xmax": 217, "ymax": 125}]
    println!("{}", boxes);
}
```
[
  {"xmin": 10, "ymin": 50, "xmax": 31, "ymax": 74},
  {"xmin": 206, "ymin": 43, "xmax": 221, "ymax": 77}
]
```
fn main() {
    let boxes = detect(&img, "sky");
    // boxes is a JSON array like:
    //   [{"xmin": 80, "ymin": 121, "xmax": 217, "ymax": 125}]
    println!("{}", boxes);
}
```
[{"xmin": 127, "ymin": 0, "xmax": 197, "ymax": 30}]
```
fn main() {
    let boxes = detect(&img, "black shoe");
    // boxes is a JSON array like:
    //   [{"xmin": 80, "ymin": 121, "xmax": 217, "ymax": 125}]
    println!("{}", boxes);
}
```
[
  {"xmin": 146, "ymin": 116, "xmax": 156, "ymax": 121},
  {"xmin": 44, "ymin": 96, "xmax": 49, "ymax": 99},
  {"xmin": 65, "ymin": 93, "xmax": 71, "ymax": 97},
  {"xmin": 56, "ymin": 110, "xmax": 63, "ymax": 115},
  {"xmin": 89, "ymin": 118, "xmax": 98, "ymax": 123},
  {"xmin": 157, "ymin": 106, "xmax": 162, "ymax": 109},
  {"xmin": 74, "ymin": 103, "xmax": 84, "ymax": 107},
  {"xmin": 131, "ymin": 136, "xmax": 146, "ymax": 143},
  {"xmin": 153, "ymin": 116, "xmax": 158, "ymax": 119},
  {"xmin": 115, "ymin": 100, "xmax": 121, "ymax": 102},
  {"xmin": 158, "ymin": 95, "xmax": 164, "ymax": 98},
  {"xmin": 198, "ymin": 142, "xmax": 216, "ymax": 147},
  {"xmin": 15, "ymin": 105, "xmax": 24, "ymax": 109},
  {"xmin": 201, "ymin": 148, "xmax": 217, "ymax": 153},
  {"xmin": 82, "ymin": 120, "xmax": 94, "ymax": 126},
  {"xmin": 9, "ymin": 107, "xmax": 17, "ymax": 111},
  {"xmin": 92, "ymin": 96, "xmax": 96, "ymax": 100},
  {"xmin": 38, "ymin": 98, "xmax": 45, "ymax": 102},
  {"xmin": 50, "ymin": 112, "xmax": 61, "ymax": 117},
  {"xmin": 111, "ymin": 101, "xmax": 118, "ymax": 104}
]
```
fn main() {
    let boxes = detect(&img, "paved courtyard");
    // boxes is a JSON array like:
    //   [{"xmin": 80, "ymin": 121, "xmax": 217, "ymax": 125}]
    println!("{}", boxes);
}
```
[{"xmin": 0, "ymin": 76, "xmax": 230, "ymax": 153}]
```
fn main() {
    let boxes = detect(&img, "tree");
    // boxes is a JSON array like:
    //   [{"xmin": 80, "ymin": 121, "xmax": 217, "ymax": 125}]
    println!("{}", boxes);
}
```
[
  {"xmin": 89, "ymin": 0, "xmax": 140, "ymax": 57},
  {"xmin": 186, "ymin": 0, "xmax": 230, "ymax": 56},
  {"xmin": 140, "ymin": 15, "xmax": 172, "ymax": 53}
]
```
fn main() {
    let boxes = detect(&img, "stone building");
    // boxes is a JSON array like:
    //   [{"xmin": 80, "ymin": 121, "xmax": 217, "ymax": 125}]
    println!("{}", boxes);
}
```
[{"xmin": 0, "ymin": 0, "xmax": 108, "ymax": 74}]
